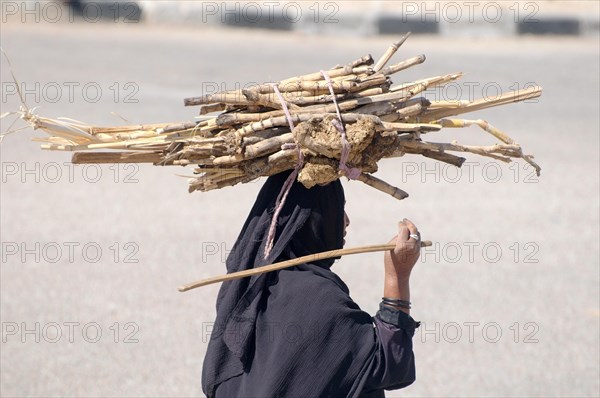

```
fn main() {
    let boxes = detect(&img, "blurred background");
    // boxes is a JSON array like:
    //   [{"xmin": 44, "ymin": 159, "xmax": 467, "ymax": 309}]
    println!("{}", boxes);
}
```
[{"xmin": 1, "ymin": 1, "xmax": 599, "ymax": 397}]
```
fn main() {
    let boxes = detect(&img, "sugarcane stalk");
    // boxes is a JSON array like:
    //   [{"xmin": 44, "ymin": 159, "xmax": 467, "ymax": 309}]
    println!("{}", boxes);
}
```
[
  {"xmin": 380, "ymin": 102, "xmax": 424, "ymax": 122},
  {"xmin": 199, "ymin": 103, "xmax": 227, "ymax": 115},
  {"xmin": 72, "ymin": 151, "xmax": 162, "ymax": 164},
  {"xmin": 278, "ymin": 55, "xmax": 373, "ymax": 85},
  {"xmin": 244, "ymin": 132, "xmax": 294, "ymax": 159},
  {"xmin": 380, "ymin": 55, "xmax": 426, "ymax": 76},
  {"xmin": 373, "ymin": 32, "xmax": 411, "ymax": 72},
  {"xmin": 233, "ymin": 113, "xmax": 381, "ymax": 138},
  {"xmin": 399, "ymin": 139, "xmax": 522, "ymax": 162},
  {"xmin": 418, "ymin": 86, "xmax": 542, "ymax": 121},
  {"xmin": 357, "ymin": 173, "xmax": 409, "ymax": 200},
  {"xmin": 347, "ymin": 87, "xmax": 384, "ymax": 98}
]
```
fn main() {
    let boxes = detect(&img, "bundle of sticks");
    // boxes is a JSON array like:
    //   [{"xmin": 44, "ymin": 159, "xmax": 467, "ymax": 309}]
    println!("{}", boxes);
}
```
[{"xmin": 16, "ymin": 33, "xmax": 541, "ymax": 199}]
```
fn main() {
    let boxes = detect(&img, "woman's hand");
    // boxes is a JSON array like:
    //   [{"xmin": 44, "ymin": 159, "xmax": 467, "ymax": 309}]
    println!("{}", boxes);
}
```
[{"xmin": 384, "ymin": 218, "xmax": 420, "ymax": 283}]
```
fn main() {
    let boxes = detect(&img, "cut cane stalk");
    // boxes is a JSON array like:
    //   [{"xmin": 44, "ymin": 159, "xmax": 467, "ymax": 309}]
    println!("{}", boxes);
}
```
[
  {"xmin": 417, "ymin": 86, "xmax": 542, "ymax": 121},
  {"xmin": 373, "ymin": 32, "xmax": 411, "ymax": 72},
  {"xmin": 357, "ymin": 173, "xmax": 409, "ymax": 200},
  {"xmin": 380, "ymin": 55, "xmax": 426, "ymax": 76},
  {"xmin": 72, "ymin": 151, "xmax": 163, "ymax": 164}
]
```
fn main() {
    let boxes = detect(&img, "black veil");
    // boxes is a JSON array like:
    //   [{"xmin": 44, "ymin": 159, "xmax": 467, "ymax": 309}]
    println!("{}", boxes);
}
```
[{"xmin": 202, "ymin": 171, "xmax": 377, "ymax": 397}]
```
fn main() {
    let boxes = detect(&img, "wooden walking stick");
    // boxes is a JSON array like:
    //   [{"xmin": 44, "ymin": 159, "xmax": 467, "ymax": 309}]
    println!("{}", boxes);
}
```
[{"xmin": 178, "ymin": 240, "xmax": 432, "ymax": 292}]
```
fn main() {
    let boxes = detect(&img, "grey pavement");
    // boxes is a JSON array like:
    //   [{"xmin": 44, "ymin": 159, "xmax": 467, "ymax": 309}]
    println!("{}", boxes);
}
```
[{"xmin": 0, "ymin": 20, "xmax": 599, "ymax": 398}]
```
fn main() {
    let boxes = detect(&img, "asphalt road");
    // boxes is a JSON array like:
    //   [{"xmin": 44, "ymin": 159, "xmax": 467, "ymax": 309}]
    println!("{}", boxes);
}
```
[{"xmin": 1, "ymin": 21, "xmax": 599, "ymax": 398}]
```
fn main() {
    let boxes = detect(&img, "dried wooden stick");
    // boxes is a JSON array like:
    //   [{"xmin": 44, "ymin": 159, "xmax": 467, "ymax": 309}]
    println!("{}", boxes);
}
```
[
  {"xmin": 390, "ymin": 73, "xmax": 463, "ymax": 99},
  {"xmin": 278, "ymin": 55, "xmax": 373, "ymax": 85},
  {"xmin": 418, "ymin": 86, "xmax": 542, "ymax": 121},
  {"xmin": 373, "ymin": 32, "xmax": 411, "ymax": 72},
  {"xmin": 357, "ymin": 173, "xmax": 409, "ymax": 200},
  {"xmin": 232, "ymin": 113, "xmax": 381, "ymax": 137},
  {"xmin": 178, "ymin": 240, "xmax": 432, "ymax": 292},
  {"xmin": 199, "ymin": 103, "xmax": 227, "ymax": 115},
  {"xmin": 380, "ymin": 102, "xmax": 424, "ymax": 122},
  {"xmin": 398, "ymin": 139, "xmax": 522, "ymax": 162},
  {"xmin": 72, "ymin": 151, "xmax": 162, "ymax": 164},
  {"xmin": 388, "ymin": 147, "xmax": 466, "ymax": 167},
  {"xmin": 380, "ymin": 55, "xmax": 426, "ymax": 76}
]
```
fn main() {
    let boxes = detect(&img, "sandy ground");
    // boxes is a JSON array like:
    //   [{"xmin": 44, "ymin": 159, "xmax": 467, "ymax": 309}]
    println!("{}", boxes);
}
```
[{"xmin": 0, "ymin": 21, "xmax": 598, "ymax": 397}]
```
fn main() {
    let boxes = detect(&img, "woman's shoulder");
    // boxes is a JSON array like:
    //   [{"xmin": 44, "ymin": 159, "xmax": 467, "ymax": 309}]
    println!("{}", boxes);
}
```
[
  {"xmin": 269, "ymin": 265, "xmax": 369, "ymax": 320},
  {"xmin": 276, "ymin": 265, "xmax": 349, "ymax": 295}
]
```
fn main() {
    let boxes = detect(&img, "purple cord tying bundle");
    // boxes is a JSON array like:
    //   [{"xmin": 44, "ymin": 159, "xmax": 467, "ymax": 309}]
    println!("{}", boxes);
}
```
[
  {"xmin": 320, "ymin": 70, "xmax": 362, "ymax": 180},
  {"xmin": 263, "ymin": 84, "xmax": 304, "ymax": 259}
]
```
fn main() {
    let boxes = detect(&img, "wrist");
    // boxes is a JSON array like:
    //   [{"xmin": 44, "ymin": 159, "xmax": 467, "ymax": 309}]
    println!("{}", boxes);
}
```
[
  {"xmin": 384, "ymin": 273, "xmax": 411, "ymax": 293},
  {"xmin": 383, "ymin": 276, "xmax": 411, "ymax": 314},
  {"xmin": 384, "ymin": 265, "xmax": 412, "ymax": 282}
]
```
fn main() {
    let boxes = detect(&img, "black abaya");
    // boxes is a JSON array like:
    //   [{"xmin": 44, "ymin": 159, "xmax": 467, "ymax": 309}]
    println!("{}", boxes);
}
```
[{"xmin": 202, "ymin": 171, "xmax": 417, "ymax": 397}]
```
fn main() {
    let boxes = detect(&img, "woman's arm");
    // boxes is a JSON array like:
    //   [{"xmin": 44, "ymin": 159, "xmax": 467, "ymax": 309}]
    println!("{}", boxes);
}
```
[
  {"xmin": 383, "ymin": 219, "xmax": 421, "ymax": 314},
  {"xmin": 361, "ymin": 219, "xmax": 422, "ymax": 394}
]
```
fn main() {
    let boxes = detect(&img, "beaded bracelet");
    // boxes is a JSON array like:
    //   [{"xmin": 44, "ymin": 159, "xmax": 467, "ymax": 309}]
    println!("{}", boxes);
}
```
[{"xmin": 381, "ymin": 297, "xmax": 412, "ymax": 310}]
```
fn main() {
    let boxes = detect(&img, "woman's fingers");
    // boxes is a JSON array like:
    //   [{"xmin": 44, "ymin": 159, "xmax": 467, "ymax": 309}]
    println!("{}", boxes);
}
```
[
  {"xmin": 391, "ymin": 219, "xmax": 421, "ymax": 255},
  {"xmin": 403, "ymin": 218, "xmax": 420, "ymax": 242},
  {"xmin": 397, "ymin": 220, "xmax": 410, "ymax": 241}
]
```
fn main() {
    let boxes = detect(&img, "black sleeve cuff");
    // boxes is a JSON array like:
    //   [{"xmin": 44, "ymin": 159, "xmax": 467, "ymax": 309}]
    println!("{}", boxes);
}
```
[{"xmin": 376, "ymin": 303, "xmax": 421, "ymax": 336}]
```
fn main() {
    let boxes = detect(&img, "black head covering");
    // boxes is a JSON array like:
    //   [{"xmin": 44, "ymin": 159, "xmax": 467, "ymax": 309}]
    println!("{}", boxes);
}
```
[{"xmin": 202, "ymin": 171, "xmax": 377, "ymax": 397}]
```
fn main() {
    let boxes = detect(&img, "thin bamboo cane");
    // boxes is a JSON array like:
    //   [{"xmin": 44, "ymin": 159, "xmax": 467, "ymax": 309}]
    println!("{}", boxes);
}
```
[{"xmin": 178, "ymin": 240, "xmax": 432, "ymax": 292}]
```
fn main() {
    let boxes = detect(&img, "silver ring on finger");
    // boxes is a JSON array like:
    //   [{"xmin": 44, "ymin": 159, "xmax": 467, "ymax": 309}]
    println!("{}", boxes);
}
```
[{"xmin": 409, "ymin": 233, "xmax": 420, "ymax": 241}]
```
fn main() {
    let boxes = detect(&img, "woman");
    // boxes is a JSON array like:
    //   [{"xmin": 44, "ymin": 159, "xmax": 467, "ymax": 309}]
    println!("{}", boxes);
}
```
[{"xmin": 202, "ymin": 170, "xmax": 421, "ymax": 397}]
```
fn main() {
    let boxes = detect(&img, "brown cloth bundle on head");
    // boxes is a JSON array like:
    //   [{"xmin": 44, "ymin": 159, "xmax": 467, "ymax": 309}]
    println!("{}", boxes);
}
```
[{"xmin": 202, "ymin": 170, "xmax": 417, "ymax": 397}]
